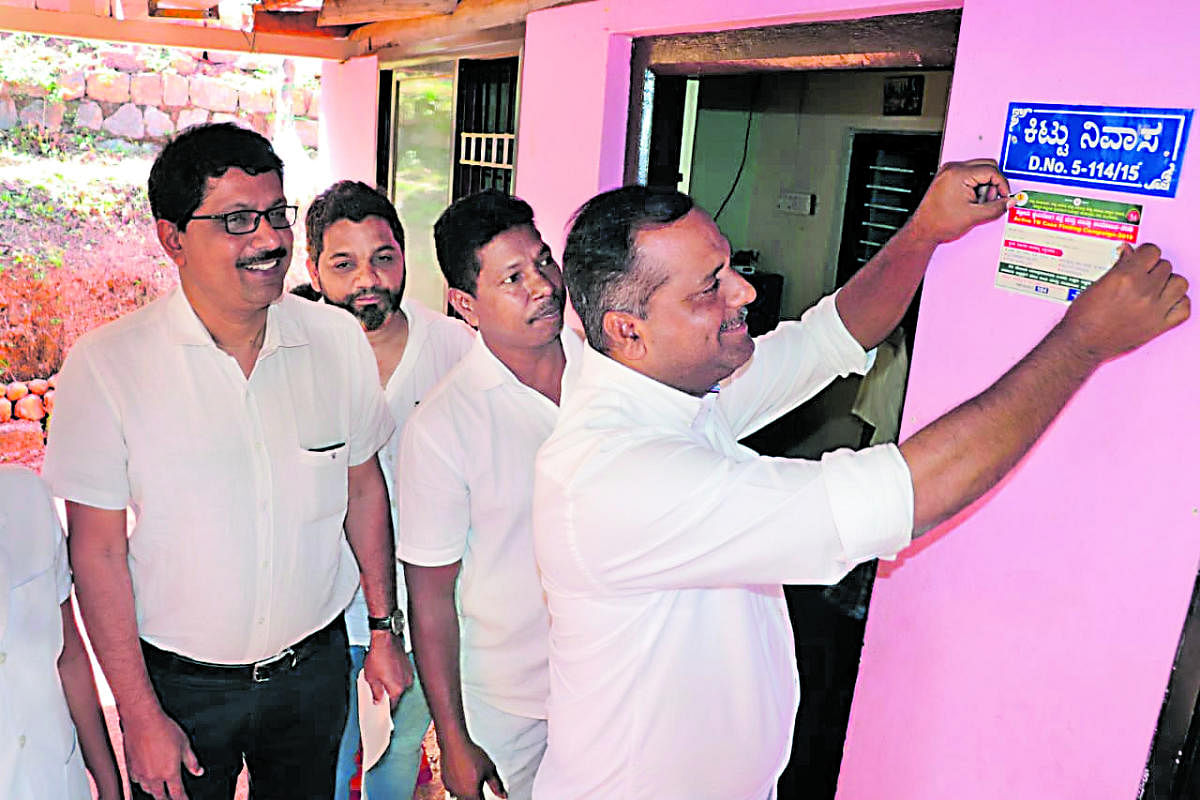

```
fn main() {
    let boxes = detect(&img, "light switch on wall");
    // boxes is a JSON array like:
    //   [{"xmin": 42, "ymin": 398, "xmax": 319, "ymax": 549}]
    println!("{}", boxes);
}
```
[{"xmin": 777, "ymin": 191, "xmax": 816, "ymax": 215}]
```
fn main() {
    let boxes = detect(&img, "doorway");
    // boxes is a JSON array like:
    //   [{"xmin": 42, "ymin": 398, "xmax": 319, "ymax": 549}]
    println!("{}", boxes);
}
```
[{"xmin": 625, "ymin": 11, "xmax": 960, "ymax": 799}]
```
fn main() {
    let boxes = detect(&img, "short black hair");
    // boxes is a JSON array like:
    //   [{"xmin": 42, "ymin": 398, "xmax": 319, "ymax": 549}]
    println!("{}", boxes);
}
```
[
  {"xmin": 563, "ymin": 185, "xmax": 693, "ymax": 352},
  {"xmin": 434, "ymin": 189, "xmax": 536, "ymax": 294},
  {"xmin": 289, "ymin": 282, "xmax": 322, "ymax": 301},
  {"xmin": 305, "ymin": 180, "xmax": 406, "ymax": 264},
  {"xmin": 148, "ymin": 122, "xmax": 284, "ymax": 229}
]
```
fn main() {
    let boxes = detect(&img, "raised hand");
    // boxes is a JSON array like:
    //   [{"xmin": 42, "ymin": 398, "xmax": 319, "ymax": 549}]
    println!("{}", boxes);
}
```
[
  {"xmin": 1057, "ymin": 242, "xmax": 1190, "ymax": 362},
  {"xmin": 907, "ymin": 158, "xmax": 1013, "ymax": 244}
]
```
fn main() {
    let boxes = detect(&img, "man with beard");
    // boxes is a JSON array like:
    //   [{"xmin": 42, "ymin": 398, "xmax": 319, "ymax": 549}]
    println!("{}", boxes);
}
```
[
  {"xmin": 43, "ymin": 124, "xmax": 410, "ymax": 800},
  {"xmin": 396, "ymin": 190, "xmax": 580, "ymax": 800},
  {"xmin": 303, "ymin": 180, "xmax": 474, "ymax": 800}
]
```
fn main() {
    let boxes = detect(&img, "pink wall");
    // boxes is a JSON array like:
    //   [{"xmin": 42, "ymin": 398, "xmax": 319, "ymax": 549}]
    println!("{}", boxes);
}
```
[
  {"xmin": 320, "ymin": 55, "xmax": 379, "ymax": 186},
  {"xmin": 840, "ymin": 1, "xmax": 1200, "ymax": 797},
  {"xmin": 516, "ymin": 0, "xmax": 958, "ymax": 252},
  {"xmin": 517, "ymin": 0, "xmax": 1200, "ymax": 797}
]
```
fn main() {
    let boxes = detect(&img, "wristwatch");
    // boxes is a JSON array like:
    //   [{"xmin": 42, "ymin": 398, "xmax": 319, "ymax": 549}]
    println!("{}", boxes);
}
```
[{"xmin": 367, "ymin": 609, "xmax": 404, "ymax": 637}]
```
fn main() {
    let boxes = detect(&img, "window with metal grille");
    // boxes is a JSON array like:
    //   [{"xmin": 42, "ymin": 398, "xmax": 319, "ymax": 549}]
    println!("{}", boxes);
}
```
[{"xmin": 453, "ymin": 57, "xmax": 519, "ymax": 199}]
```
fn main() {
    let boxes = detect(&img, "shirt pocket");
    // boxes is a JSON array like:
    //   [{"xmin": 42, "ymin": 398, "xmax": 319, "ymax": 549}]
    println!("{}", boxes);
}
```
[{"xmin": 294, "ymin": 443, "xmax": 349, "ymax": 522}]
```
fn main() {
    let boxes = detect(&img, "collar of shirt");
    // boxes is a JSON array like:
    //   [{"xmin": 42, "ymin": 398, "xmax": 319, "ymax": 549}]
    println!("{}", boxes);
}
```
[
  {"xmin": 459, "ymin": 328, "xmax": 582, "ymax": 396},
  {"xmin": 571, "ymin": 344, "xmax": 719, "ymax": 435},
  {"xmin": 164, "ymin": 286, "xmax": 308, "ymax": 355},
  {"xmin": 387, "ymin": 299, "xmax": 429, "ymax": 394}
]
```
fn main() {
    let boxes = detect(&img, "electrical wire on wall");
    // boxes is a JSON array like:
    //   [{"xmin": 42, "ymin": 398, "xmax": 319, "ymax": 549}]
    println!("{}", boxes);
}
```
[{"xmin": 713, "ymin": 76, "xmax": 762, "ymax": 222}]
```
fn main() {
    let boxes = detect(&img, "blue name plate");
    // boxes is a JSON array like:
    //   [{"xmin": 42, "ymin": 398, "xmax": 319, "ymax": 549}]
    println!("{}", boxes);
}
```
[{"xmin": 1000, "ymin": 103, "xmax": 1193, "ymax": 198}]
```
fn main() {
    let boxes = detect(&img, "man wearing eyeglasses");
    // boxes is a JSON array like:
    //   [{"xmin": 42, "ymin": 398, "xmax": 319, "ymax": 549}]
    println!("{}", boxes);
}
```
[{"xmin": 43, "ymin": 123, "xmax": 409, "ymax": 800}]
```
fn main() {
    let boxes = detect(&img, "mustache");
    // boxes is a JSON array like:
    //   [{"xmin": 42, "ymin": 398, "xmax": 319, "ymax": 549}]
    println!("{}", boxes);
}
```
[
  {"xmin": 528, "ymin": 292, "xmax": 565, "ymax": 322},
  {"xmin": 236, "ymin": 247, "xmax": 288, "ymax": 268},
  {"xmin": 719, "ymin": 306, "xmax": 749, "ymax": 332},
  {"xmin": 347, "ymin": 286, "xmax": 389, "ymax": 303}
]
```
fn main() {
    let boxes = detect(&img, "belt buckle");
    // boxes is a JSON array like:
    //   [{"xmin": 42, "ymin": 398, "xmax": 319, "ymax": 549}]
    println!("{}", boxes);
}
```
[{"xmin": 252, "ymin": 647, "xmax": 297, "ymax": 683}]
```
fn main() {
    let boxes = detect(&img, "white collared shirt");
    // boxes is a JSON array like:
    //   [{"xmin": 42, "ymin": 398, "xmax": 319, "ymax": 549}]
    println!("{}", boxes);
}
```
[
  {"xmin": 396, "ymin": 330, "xmax": 582, "ymax": 718},
  {"xmin": 43, "ymin": 286, "xmax": 394, "ymax": 664},
  {"xmin": 531, "ymin": 294, "xmax": 914, "ymax": 800},
  {"xmin": 0, "ymin": 467, "xmax": 90, "ymax": 800},
  {"xmin": 343, "ymin": 299, "xmax": 474, "ymax": 648}
]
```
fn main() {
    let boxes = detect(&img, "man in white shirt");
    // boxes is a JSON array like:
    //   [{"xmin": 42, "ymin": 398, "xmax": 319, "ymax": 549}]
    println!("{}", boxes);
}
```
[
  {"xmin": 42, "ymin": 123, "xmax": 411, "ymax": 800},
  {"xmin": 303, "ymin": 179, "xmax": 474, "ymax": 800},
  {"xmin": 1, "ymin": 467, "xmax": 122, "ymax": 800},
  {"xmin": 398, "ymin": 189, "xmax": 580, "ymax": 800},
  {"xmin": 532, "ymin": 161, "xmax": 1190, "ymax": 800}
]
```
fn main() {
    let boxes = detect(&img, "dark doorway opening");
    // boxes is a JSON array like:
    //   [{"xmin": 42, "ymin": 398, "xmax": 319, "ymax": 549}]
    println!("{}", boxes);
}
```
[{"xmin": 626, "ymin": 11, "xmax": 960, "ymax": 800}]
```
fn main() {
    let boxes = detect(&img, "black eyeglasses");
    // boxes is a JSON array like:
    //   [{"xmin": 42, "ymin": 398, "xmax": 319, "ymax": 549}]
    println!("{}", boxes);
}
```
[{"xmin": 189, "ymin": 205, "xmax": 298, "ymax": 235}]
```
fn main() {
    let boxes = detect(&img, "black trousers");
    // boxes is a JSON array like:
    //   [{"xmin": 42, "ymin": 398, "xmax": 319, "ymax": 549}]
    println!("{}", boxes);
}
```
[
  {"xmin": 776, "ymin": 583, "xmax": 871, "ymax": 800},
  {"xmin": 131, "ymin": 621, "xmax": 350, "ymax": 800}
]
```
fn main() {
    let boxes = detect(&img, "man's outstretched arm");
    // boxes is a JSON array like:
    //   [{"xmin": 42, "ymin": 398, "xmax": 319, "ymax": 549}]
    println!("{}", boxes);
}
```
[
  {"xmin": 900, "ymin": 243, "xmax": 1189, "ymax": 534},
  {"xmin": 836, "ymin": 159, "xmax": 1012, "ymax": 350}
]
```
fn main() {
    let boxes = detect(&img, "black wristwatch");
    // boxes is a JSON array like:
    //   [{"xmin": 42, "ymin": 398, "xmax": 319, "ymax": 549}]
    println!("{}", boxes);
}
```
[{"xmin": 367, "ymin": 609, "xmax": 404, "ymax": 637}]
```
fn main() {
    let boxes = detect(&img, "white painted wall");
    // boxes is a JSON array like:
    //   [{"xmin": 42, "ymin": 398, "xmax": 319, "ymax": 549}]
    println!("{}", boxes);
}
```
[{"xmin": 690, "ymin": 69, "xmax": 951, "ymax": 317}]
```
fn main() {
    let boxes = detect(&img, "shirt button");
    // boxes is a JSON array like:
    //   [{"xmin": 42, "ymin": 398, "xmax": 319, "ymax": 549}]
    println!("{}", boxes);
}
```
[
  {"xmin": 257, "ymin": 617, "xmax": 265, "ymax": 625},
  {"xmin": 18, "ymin": 735, "xmax": 25, "ymax": 747},
  {"xmin": 0, "ymin": 652, "xmax": 6, "ymax": 664}
]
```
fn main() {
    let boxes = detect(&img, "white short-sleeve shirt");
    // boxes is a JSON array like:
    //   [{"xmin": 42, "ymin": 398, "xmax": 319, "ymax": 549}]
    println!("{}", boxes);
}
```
[
  {"xmin": 42, "ymin": 287, "xmax": 395, "ymax": 664},
  {"xmin": 343, "ymin": 299, "xmax": 474, "ymax": 648},
  {"xmin": 396, "ymin": 331, "xmax": 582, "ymax": 719},
  {"xmin": 531, "ymin": 294, "xmax": 914, "ymax": 800},
  {"xmin": 0, "ymin": 467, "xmax": 90, "ymax": 800}
]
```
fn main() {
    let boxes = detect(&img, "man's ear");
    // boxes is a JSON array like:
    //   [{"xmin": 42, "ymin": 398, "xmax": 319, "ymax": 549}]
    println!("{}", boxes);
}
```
[
  {"xmin": 447, "ymin": 287, "xmax": 479, "ymax": 329},
  {"xmin": 305, "ymin": 257, "xmax": 322, "ymax": 293},
  {"xmin": 156, "ymin": 219, "xmax": 186, "ymax": 268},
  {"xmin": 601, "ymin": 310, "xmax": 647, "ymax": 362}
]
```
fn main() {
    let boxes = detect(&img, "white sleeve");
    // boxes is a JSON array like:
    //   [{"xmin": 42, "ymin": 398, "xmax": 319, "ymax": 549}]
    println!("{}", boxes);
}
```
[
  {"xmin": 394, "ymin": 409, "xmax": 470, "ymax": 567},
  {"xmin": 553, "ymin": 437, "xmax": 913, "ymax": 592},
  {"xmin": 41, "ymin": 341, "xmax": 131, "ymax": 510},
  {"xmin": 720, "ymin": 291, "xmax": 874, "ymax": 439}
]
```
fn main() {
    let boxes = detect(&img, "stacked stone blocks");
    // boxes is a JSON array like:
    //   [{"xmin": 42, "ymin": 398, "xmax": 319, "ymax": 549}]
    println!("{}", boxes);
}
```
[{"xmin": 0, "ymin": 46, "xmax": 321, "ymax": 149}]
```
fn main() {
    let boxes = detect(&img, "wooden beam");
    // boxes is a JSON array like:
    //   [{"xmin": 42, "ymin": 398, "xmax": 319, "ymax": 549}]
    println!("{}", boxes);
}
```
[
  {"xmin": 318, "ymin": 0, "xmax": 456, "ymax": 27},
  {"xmin": 372, "ymin": 20, "xmax": 521, "ymax": 63},
  {"xmin": 637, "ymin": 10, "xmax": 961, "ymax": 76},
  {"xmin": 253, "ymin": 9, "xmax": 352, "ymax": 38},
  {"xmin": 0, "ymin": 6, "xmax": 361, "ymax": 58},
  {"xmin": 351, "ymin": 0, "xmax": 586, "ymax": 51},
  {"xmin": 260, "ymin": 0, "xmax": 319, "ymax": 11},
  {"xmin": 148, "ymin": 0, "xmax": 218, "ymax": 20}
]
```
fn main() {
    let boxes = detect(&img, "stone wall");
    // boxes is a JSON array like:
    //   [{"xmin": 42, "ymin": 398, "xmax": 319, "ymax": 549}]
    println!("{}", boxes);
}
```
[{"xmin": 0, "ymin": 43, "xmax": 321, "ymax": 149}]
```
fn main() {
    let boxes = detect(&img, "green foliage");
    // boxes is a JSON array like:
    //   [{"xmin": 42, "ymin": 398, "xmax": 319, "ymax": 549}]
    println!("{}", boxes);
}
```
[
  {"xmin": 0, "ymin": 126, "xmax": 109, "ymax": 159},
  {"xmin": 140, "ymin": 46, "xmax": 173, "ymax": 73},
  {"xmin": 0, "ymin": 183, "xmax": 59, "ymax": 223}
]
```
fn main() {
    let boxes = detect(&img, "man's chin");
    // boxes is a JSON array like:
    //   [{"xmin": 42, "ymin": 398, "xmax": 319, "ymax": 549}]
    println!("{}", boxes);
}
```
[
  {"xmin": 723, "ymin": 337, "xmax": 756, "ymax": 378},
  {"xmin": 356, "ymin": 306, "xmax": 390, "ymax": 331}
]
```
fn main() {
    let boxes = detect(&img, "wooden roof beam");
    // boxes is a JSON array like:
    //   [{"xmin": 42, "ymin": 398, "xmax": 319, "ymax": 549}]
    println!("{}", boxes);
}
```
[
  {"xmin": 253, "ymin": 9, "xmax": 353, "ymax": 38},
  {"xmin": 0, "ymin": 6, "xmax": 361, "ymax": 58},
  {"xmin": 350, "ymin": 0, "xmax": 587, "ymax": 52},
  {"xmin": 318, "ymin": 0, "xmax": 456, "ymax": 28}
]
